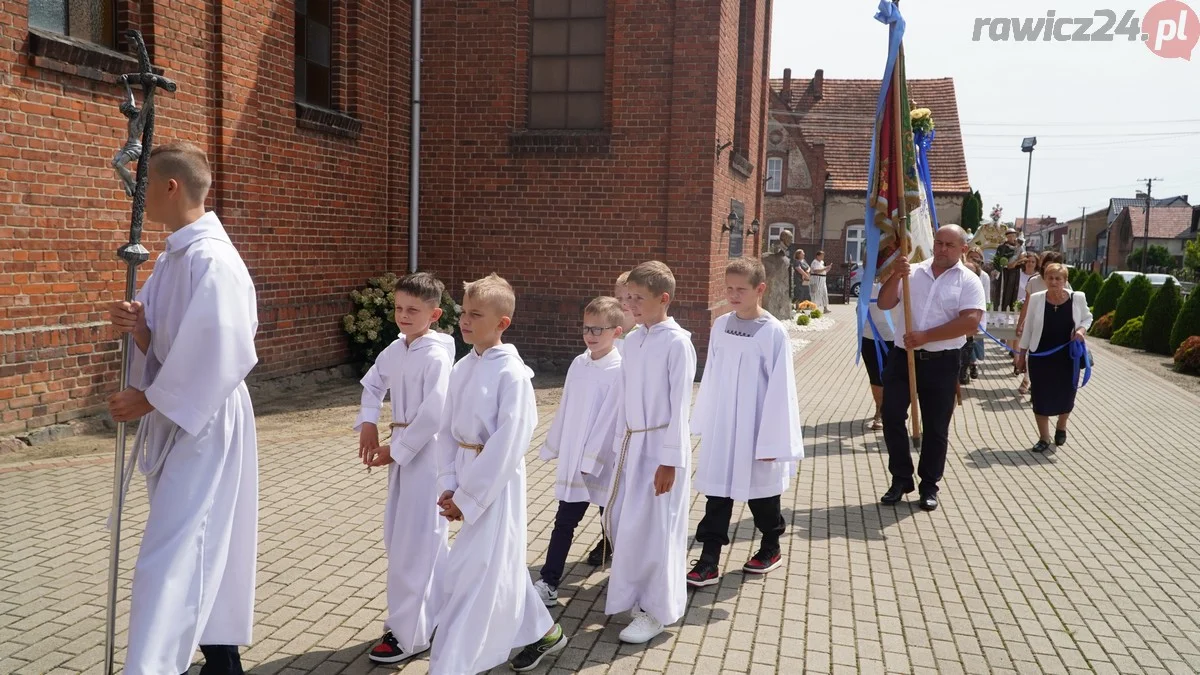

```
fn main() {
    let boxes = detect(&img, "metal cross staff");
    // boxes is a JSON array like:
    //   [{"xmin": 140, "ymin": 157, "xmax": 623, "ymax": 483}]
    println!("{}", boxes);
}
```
[{"xmin": 104, "ymin": 29, "xmax": 176, "ymax": 675}]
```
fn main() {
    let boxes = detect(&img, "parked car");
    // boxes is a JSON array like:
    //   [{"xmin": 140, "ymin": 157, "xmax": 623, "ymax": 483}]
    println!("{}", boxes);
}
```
[
  {"xmin": 847, "ymin": 263, "xmax": 863, "ymax": 298},
  {"xmin": 1107, "ymin": 271, "xmax": 1184, "ymax": 292}
]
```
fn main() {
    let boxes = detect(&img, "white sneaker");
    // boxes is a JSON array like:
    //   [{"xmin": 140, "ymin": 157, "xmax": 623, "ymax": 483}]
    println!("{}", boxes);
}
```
[
  {"xmin": 533, "ymin": 579, "xmax": 558, "ymax": 606},
  {"xmin": 619, "ymin": 610, "xmax": 664, "ymax": 644}
]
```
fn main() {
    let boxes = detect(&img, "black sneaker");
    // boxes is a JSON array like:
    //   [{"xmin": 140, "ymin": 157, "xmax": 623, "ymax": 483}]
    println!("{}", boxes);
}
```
[
  {"xmin": 368, "ymin": 631, "xmax": 423, "ymax": 664},
  {"xmin": 970, "ymin": 365, "xmax": 979, "ymax": 380},
  {"xmin": 742, "ymin": 549, "xmax": 783, "ymax": 574},
  {"xmin": 510, "ymin": 624, "xmax": 568, "ymax": 672},
  {"xmin": 686, "ymin": 559, "xmax": 720, "ymax": 588},
  {"xmin": 586, "ymin": 539, "xmax": 613, "ymax": 566}
]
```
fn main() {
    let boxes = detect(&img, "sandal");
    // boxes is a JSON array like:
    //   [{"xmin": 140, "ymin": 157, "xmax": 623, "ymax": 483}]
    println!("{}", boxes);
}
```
[
  {"xmin": 1017, "ymin": 381, "xmax": 1029, "ymax": 396},
  {"xmin": 869, "ymin": 417, "xmax": 883, "ymax": 430}
]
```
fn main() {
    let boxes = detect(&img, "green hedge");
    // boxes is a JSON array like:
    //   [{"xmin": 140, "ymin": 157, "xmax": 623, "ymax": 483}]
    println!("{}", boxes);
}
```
[
  {"xmin": 1170, "ymin": 286, "xmax": 1200, "ymax": 354},
  {"xmin": 1113, "ymin": 275, "xmax": 1153, "ymax": 333},
  {"xmin": 1080, "ymin": 273, "xmax": 1103, "ymax": 308},
  {"xmin": 1142, "ymin": 278, "xmax": 1183, "ymax": 355},
  {"xmin": 1110, "ymin": 316, "xmax": 1144, "ymax": 348},
  {"xmin": 1092, "ymin": 273, "xmax": 1126, "ymax": 319}
]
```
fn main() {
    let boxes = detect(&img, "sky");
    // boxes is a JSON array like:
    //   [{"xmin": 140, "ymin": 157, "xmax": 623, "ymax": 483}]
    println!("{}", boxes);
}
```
[{"xmin": 769, "ymin": 0, "xmax": 1200, "ymax": 224}]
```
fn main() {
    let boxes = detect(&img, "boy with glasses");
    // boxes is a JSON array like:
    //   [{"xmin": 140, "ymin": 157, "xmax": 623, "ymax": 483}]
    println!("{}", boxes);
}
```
[{"xmin": 532, "ymin": 296, "xmax": 626, "ymax": 605}]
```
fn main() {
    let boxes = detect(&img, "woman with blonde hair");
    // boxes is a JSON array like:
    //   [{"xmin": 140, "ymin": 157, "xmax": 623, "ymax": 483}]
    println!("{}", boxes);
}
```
[
  {"xmin": 1015, "ymin": 251, "xmax": 1070, "ymax": 393},
  {"xmin": 1016, "ymin": 263, "xmax": 1092, "ymax": 453},
  {"xmin": 809, "ymin": 250, "xmax": 830, "ymax": 312}
]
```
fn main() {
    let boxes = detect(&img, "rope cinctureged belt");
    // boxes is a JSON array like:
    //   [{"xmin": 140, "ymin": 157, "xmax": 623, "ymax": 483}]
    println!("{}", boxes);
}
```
[
  {"xmin": 456, "ymin": 438, "xmax": 484, "ymax": 454},
  {"xmin": 601, "ymin": 422, "xmax": 670, "ymax": 567},
  {"xmin": 369, "ymin": 421, "xmax": 410, "ymax": 474}
]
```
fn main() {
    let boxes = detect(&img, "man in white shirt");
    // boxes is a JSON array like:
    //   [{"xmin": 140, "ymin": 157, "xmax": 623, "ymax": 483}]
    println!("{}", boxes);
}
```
[{"xmin": 875, "ymin": 225, "xmax": 986, "ymax": 511}]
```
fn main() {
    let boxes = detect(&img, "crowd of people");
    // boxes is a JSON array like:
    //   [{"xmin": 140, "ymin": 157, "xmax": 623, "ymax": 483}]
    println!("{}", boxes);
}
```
[{"xmin": 101, "ymin": 139, "xmax": 1093, "ymax": 674}]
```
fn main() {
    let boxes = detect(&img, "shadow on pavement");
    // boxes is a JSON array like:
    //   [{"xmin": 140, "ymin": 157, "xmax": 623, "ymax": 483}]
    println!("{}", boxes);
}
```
[{"xmin": 964, "ymin": 445, "xmax": 1057, "ymax": 470}]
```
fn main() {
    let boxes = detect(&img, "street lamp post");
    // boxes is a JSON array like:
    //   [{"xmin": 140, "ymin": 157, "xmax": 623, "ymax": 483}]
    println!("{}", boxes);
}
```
[{"xmin": 1020, "ymin": 136, "xmax": 1037, "ymax": 237}]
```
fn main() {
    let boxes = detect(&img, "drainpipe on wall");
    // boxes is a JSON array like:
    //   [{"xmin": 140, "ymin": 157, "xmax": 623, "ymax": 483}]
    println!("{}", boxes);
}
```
[{"xmin": 408, "ymin": 0, "xmax": 421, "ymax": 273}]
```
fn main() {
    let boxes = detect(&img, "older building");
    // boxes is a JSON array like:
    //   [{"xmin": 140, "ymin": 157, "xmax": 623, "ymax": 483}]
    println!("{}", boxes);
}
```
[
  {"xmin": 2, "ymin": 0, "xmax": 772, "ymax": 435},
  {"xmin": 763, "ymin": 68, "xmax": 971, "ymax": 269},
  {"xmin": 1100, "ymin": 204, "xmax": 1197, "ymax": 273}
]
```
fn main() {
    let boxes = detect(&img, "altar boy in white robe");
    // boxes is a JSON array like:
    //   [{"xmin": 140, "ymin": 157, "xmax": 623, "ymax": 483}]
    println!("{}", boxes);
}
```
[
  {"xmin": 107, "ymin": 141, "xmax": 258, "ymax": 675},
  {"xmin": 354, "ymin": 272, "xmax": 454, "ymax": 664},
  {"xmin": 604, "ymin": 260, "xmax": 697, "ymax": 644},
  {"xmin": 687, "ymin": 258, "xmax": 804, "ymax": 588},
  {"xmin": 431, "ymin": 273, "xmax": 567, "ymax": 674},
  {"xmin": 613, "ymin": 270, "xmax": 639, "ymax": 354},
  {"xmin": 532, "ymin": 295, "xmax": 624, "ymax": 605}
]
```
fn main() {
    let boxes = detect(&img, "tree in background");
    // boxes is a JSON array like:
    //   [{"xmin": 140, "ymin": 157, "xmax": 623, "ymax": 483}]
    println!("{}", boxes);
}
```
[
  {"xmin": 959, "ymin": 190, "xmax": 983, "ymax": 233},
  {"xmin": 1170, "ymin": 286, "xmax": 1200, "ymax": 354},
  {"xmin": 1113, "ymin": 274, "xmax": 1153, "ymax": 332},
  {"xmin": 1080, "ymin": 273, "xmax": 1103, "ymax": 307},
  {"xmin": 1091, "ymin": 273, "xmax": 1127, "ymax": 319},
  {"xmin": 1141, "ymin": 278, "xmax": 1183, "ymax": 355},
  {"xmin": 1183, "ymin": 238, "xmax": 1200, "ymax": 276},
  {"xmin": 1125, "ymin": 244, "xmax": 1173, "ymax": 271}
]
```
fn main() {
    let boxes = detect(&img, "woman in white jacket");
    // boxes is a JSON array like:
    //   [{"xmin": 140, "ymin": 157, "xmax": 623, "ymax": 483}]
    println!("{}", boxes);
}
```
[{"xmin": 1016, "ymin": 263, "xmax": 1092, "ymax": 453}]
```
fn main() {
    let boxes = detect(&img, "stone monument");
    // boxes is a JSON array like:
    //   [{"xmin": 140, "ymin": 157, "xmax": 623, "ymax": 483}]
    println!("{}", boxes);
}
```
[{"xmin": 763, "ymin": 230, "xmax": 794, "ymax": 321}]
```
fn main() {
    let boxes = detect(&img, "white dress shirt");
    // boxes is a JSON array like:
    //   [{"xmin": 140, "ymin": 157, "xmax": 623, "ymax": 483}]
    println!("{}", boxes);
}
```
[{"xmin": 890, "ymin": 259, "xmax": 987, "ymax": 351}]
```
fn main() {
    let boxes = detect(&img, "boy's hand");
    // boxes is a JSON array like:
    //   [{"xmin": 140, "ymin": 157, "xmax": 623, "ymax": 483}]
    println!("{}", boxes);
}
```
[
  {"xmin": 358, "ymin": 423, "xmax": 380, "ymax": 463},
  {"xmin": 366, "ymin": 446, "xmax": 393, "ymax": 467},
  {"xmin": 108, "ymin": 387, "xmax": 154, "ymax": 422},
  {"xmin": 109, "ymin": 300, "xmax": 146, "ymax": 334},
  {"xmin": 437, "ymin": 491, "xmax": 462, "ymax": 521},
  {"xmin": 653, "ymin": 465, "xmax": 676, "ymax": 496}
]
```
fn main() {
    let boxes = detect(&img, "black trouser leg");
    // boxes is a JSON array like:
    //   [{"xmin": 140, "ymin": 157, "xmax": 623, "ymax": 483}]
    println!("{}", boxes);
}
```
[
  {"xmin": 915, "ymin": 354, "xmax": 959, "ymax": 496},
  {"xmin": 881, "ymin": 350, "xmax": 917, "ymax": 489},
  {"xmin": 198, "ymin": 645, "xmax": 243, "ymax": 675},
  {"xmin": 747, "ymin": 495, "xmax": 785, "ymax": 555},
  {"xmin": 540, "ymin": 500, "xmax": 591, "ymax": 587},
  {"xmin": 694, "ymin": 496, "xmax": 734, "ymax": 563}
]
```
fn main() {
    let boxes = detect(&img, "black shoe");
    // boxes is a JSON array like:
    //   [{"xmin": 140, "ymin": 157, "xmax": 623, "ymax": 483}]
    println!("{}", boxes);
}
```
[
  {"xmin": 918, "ymin": 493, "xmax": 939, "ymax": 511},
  {"xmin": 1054, "ymin": 430, "xmax": 1067, "ymax": 446},
  {"xmin": 686, "ymin": 559, "xmax": 721, "ymax": 588},
  {"xmin": 587, "ymin": 538, "xmax": 613, "ymax": 566},
  {"xmin": 959, "ymin": 373, "xmax": 971, "ymax": 385},
  {"xmin": 970, "ymin": 365, "xmax": 979, "ymax": 380},
  {"xmin": 880, "ymin": 482, "xmax": 914, "ymax": 504},
  {"xmin": 1031, "ymin": 440, "xmax": 1051, "ymax": 453},
  {"xmin": 510, "ymin": 624, "xmax": 568, "ymax": 672},
  {"xmin": 199, "ymin": 645, "xmax": 244, "ymax": 675}
]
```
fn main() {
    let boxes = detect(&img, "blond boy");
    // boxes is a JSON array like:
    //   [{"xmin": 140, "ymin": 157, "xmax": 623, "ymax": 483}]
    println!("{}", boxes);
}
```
[
  {"xmin": 604, "ymin": 261, "xmax": 697, "ymax": 644},
  {"xmin": 432, "ymin": 273, "xmax": 566, "ymax": 674},
  {"xmin": 614, "ymin": 271, "xmax": 639, "ymax": 353}
]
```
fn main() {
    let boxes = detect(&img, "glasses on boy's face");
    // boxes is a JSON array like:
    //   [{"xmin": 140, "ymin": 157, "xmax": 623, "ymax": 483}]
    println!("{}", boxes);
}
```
[{"xmin": 581, "ymin": 326, "xmax": 617, "ymax": 337}]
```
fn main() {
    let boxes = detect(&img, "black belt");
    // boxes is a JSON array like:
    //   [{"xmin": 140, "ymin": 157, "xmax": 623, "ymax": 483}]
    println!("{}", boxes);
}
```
[{"xmin": 895, "ymin": 347, "xmax": 957, "ymax": 361}]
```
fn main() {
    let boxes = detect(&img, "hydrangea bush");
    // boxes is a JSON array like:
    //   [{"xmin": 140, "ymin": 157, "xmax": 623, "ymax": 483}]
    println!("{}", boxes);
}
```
[{"xmin": 343, "ymin": 272, "xmax": 465, "ymax": 371}]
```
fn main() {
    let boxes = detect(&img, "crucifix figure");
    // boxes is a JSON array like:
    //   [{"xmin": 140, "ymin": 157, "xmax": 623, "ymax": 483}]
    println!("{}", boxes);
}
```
[{"xmin": 108, "ymin": 32, "xmax": 176, "ymax": 199}]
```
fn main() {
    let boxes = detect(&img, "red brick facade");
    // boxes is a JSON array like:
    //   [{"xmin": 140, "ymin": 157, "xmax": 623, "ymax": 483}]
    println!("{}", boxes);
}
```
[{"xmin": 2, "ymin": 0, "xmax": 770, "ymax": 434}]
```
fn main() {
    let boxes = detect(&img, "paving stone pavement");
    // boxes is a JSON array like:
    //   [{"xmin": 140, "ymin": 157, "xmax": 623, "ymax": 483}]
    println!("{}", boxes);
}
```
[{"xmin": 3, "ymin": 303, "xmax": 1200, "ymax": 675}]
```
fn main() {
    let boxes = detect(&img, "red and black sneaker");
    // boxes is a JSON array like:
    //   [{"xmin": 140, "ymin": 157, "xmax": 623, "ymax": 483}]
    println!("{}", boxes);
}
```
[
  {"xmin": 742, "ymin": 549, "xmax": 783, "ymax": 575},
  {"xmin": 368, "ymin": 631, "xmax": 423, "ymax": 664},
  {"xmin": 686, "ymin": 560, "xmax": 720, "ymax": 588}
]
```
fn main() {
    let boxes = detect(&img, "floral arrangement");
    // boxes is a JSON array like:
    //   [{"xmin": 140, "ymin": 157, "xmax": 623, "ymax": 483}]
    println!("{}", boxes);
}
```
[
  {"xmin": 343, "ymin": 272, "xmax": 464, "ymax": 371},
  {"xmin": 910, "ymin": 107, "xmax": 934, "ymax": 134},
  {"xmin": 796, "ymin": 300, "xmax": 818, "ymax": 311},
  {"xmin": 989, "ymin": 204, "xmax": 1003, "ymax": 224}
]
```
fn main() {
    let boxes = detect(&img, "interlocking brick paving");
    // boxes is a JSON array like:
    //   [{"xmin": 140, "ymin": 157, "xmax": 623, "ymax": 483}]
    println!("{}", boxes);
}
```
[{"xmin": 3, "ymin": 303, "xmax": 1199, "ymax": 674}]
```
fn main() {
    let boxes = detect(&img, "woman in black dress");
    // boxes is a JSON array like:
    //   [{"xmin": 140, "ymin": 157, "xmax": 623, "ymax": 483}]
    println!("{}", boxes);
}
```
[{"xmin": 1016, "ymin": 263, "xmax": 1093, "ymax": 452}]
